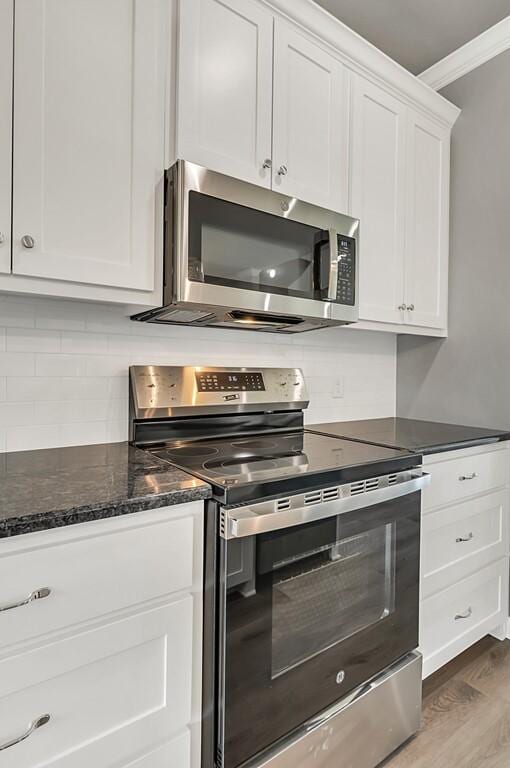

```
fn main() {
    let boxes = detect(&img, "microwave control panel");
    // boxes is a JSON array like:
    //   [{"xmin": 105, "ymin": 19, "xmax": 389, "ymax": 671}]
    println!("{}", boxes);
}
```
[{"xmin": 336, "ymin": 237, "xmax": 355, "ymax": 305}]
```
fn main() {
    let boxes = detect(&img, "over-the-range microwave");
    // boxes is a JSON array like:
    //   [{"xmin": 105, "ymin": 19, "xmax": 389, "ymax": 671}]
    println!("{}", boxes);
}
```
[{"xmin": 132, "ymin": 160, "xmax": 360, "ymax": 333}]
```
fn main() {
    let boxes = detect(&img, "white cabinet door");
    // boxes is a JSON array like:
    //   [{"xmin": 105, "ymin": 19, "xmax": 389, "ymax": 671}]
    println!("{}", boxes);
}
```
[
  {"xmin": 177, "ymin": 0, "xmax": 273, "ymax": 187},
  {"xmin": 272, "ymin": 20, "xmax": 348, "ymax": 211},
  {"xmin": 0, "ymin": 599, "xmax": 193, "ymax": 767},
  {"xmin": 404, "ymin": 111, "xmax": 450, "ymax": 329},
  {"xmin": 0, "ymin": 0, "xmax": 13, "ymax": 274},
  {"xmin": 350, "ymin": 75, "xmax": 407, "ymax": 324},
  {"xmin": 12, "ymin": 0, "xmax": 166, "ymax": 291}
]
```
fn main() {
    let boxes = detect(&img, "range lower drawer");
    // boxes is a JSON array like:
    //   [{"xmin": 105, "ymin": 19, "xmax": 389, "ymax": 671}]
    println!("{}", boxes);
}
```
[
  {"xmin": 423, "ymin": 446, "xmax": 509, "ymax": 511},
  {"xmin": 420, "ymin": 559, "xmax": 508, "ymax": 678},
  {"xmin": 421, "ymin": 489, "xmax": 508, "ymax": 598},
  {"xmin": 0, "ymin": 506, "xmax": 196, "ymax": 653},
  {"xmin": 0, "ymin": 598, "xmax": 193, "ymax": 768}
]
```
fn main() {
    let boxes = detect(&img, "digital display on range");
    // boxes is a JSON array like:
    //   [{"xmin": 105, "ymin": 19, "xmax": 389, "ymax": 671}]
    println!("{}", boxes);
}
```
[{"xmin": 196, "ymin": 371, "xmax": 265, "ymax": 392}]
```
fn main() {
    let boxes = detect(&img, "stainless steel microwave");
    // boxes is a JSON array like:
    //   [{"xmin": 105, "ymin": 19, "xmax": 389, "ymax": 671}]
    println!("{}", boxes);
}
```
[{"xmin": 132, "ymin": 161, "xmax": 360, "ymax": 333}]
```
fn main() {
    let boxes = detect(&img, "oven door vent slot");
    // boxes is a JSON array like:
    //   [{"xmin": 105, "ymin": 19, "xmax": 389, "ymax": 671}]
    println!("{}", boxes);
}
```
[
  {"xmin": 350, "ymin": 481, "xmax": 366, "ymax": 496},
  {"xmin": 304, "ymin": 491, "xmax": 322, "ymax": 506},
  {"xmin": 323, "ymin": 487, "xmax": 339, "ymax": 502},
  {"xmin": 277, "ymin": 498, "xmax": 291, "ymax": 511},
  {"xmin": 388, "ymin": 474, "xmax": 398, "ymax": 485},
  {"xmin": 365, "ymin": 478, "xmax": 380, "ymax": 492}
]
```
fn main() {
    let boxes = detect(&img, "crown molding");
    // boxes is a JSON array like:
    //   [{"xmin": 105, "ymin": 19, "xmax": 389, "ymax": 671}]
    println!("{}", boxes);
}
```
[
  {"xmin": 263, "ymin": 0, "xmax": 460, "ymax": 126},
  {"xmin": 419, "ymin": 15, "xmax": 510, "ymax": 91}
]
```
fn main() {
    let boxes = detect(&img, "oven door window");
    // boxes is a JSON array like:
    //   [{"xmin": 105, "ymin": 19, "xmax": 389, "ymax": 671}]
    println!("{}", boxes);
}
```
[
  {"xmin": 188, "ymin": 191, "xmax": 329, "ymax": 300},
  {"xmin": 271, "ymin": 523, "xmax": 395, "ymax": 678},
  {"xmin": 220, "ymin": 492, "xmax": 420, "ymax": 768}
]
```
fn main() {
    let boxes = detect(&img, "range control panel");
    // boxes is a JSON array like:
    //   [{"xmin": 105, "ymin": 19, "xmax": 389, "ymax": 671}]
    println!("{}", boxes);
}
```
[
  {"xmin": 130, "ymin": 366, "xmax": 308, "ymax": 418},
  {"xmin": 196, "ymin": 371, "xmax": 265, "ymax": 392},
  {"xmin": 336, "ymin": 236, "xmax": 355, "ymax": 306}
]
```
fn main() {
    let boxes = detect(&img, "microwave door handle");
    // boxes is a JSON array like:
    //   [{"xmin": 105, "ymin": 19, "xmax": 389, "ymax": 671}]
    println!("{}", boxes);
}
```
[{"xmin": 327, "ymin": 228, "xmax": 339, "ymax": 301}]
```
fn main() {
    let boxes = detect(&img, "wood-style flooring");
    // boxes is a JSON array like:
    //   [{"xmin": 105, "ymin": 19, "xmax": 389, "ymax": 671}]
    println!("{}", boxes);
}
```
[{"xmin": 384, "ymin": 637, "xmax": 510, "ymax": 768}]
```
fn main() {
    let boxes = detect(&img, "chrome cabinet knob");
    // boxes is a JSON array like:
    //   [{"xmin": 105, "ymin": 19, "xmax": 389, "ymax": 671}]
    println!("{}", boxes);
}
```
[
  {"xmin": 277, "ymin": 165, "xmax": 288, "ymax": 176},
  {"xmin": 397, "ymin": 304, "xmax": 406, "ymax": 311},
  {"xmin": 0, "ymin": 232, "xmax": 5, "ymax": 245},
  {"xmin": 21, "ymin": 235, "xmax": 35, "ymax": 249},
  {"xmin": 406, "ymin": 304, "xmax": 415, "ymax": 311},
  {"xmin": 262, "ymin": 158, "xmax": 272, "ymax": 170}
]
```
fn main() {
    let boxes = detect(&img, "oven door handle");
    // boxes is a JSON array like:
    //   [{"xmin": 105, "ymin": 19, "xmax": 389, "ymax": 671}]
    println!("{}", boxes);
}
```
[{"xmin": 222, "ymin": 470, "xmax": 430, "ymax": 539}]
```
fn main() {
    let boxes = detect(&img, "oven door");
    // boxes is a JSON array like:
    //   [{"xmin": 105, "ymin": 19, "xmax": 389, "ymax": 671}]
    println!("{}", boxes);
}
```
[
  {"xmin": 169, "ymin": 161, "xmax": 359, "ymax": 325},
  {"xmin": 217, "ymin": 481, "xmax": 424, "ymax": 768}
]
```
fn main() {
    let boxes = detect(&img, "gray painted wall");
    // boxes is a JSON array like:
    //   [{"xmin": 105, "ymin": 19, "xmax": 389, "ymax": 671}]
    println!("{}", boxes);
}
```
[
  {"xmin": 314, "ymin": 0, "xmax": 510, "ymax": 74},
  {"xmin": 396, "ymin": 49, "xmax": 510, "ymax": 430}
]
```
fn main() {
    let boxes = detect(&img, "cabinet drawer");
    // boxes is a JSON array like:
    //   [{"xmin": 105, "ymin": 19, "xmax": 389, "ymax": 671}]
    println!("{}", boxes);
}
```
[
  {"xmin": 423, "ymin": 447, "xmax": 509, "ymax": 511},
  {"xmin": 0, "ymin": 508, "xmax": 196, "ymax": 652},
  {"xmin": 0, "ymin": 598, "xmax": 192, "ymax": 767},
  {"xmin": 420, "ymin": 559, "xmax": 508, "ymax": 678},
  {"xmin": 421, "ymin": 490, "xmax": 508, "ymax": 597}
]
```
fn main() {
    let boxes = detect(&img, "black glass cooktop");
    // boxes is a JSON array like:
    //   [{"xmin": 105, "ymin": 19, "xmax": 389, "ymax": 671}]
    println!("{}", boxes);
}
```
[{"xmin": 148, "ymin": 431, "xmax": 419, "ymax": 505}]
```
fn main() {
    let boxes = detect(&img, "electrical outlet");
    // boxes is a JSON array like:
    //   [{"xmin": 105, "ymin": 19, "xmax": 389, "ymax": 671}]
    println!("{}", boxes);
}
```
[{"xmin": 332, "ymin": 377, "xmax": 344, "ymax": 399}]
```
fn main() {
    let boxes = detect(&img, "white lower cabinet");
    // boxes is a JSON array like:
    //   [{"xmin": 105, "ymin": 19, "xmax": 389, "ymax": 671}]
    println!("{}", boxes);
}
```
[
  {"xmin": 0, "ymin": 502, "xmax": 204, "ymax": 768},
  {"xmin": 420, "ymin": 444, "xmax": 510, "ymax": 678},
  {"xmin": 421, "ymin": 560, "xmax": 508, "ymax": 679},
  {"xmin": 0, "ymin": 600, "xmax": 192, "ymax": 768}
]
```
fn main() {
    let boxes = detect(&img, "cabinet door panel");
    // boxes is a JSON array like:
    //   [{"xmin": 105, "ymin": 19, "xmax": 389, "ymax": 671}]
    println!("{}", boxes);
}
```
[
  {"xmin": 405, "ymin": 111, "xmax": 449, "ymax": 329},
  {"xmin": 0, "ymin": 600, "xmax": 193, "ymax": 768},
  {"xmin": 272, "ymin": 20, "xmax": 348, "ymax": 211},
  {"xmin": 0, "ymin": 0, "xmax": 13, "ymax": 274},
  {"xmin": 178, "ymin": 0, "xmax": 273, "ymax": 187},
  {"xmin": 350, "ymin": 75, "xmax": 406, "ymax": 323},
  {"xmin": 12, "ymin": 0, "xmax": 166, "ymax": 290}
]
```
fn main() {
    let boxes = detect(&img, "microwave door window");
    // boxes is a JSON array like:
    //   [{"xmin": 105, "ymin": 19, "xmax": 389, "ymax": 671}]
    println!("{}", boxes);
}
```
[{"xmin": 188, "ymin": 192, "xmax": 324, "ymax": 299}]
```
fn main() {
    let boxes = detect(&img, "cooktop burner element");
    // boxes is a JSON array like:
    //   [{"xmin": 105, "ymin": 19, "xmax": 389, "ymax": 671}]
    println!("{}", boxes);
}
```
[
  {"xmin": 130, "ymin": 366, "xmax": 421, "ymax": 505},
  {"xmin": 148, "ymin": 430, "xmax": 417, "ymax": 504}
]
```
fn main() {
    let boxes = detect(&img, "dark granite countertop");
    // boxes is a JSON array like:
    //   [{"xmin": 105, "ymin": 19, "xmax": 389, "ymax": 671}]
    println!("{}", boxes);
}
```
[
  {"xmin": 308, "ymin": 418, "xmax": 510, "ymax": 456},
  {"xmin": 0, "ymin": 442, "xmax": 211, "ymax": 538}
]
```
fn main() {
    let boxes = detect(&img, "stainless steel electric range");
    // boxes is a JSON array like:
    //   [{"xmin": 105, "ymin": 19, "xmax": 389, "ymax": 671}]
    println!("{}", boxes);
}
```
[{"xmin": 129, "ymin": 366, "xmax": 430, "ymax": 768}]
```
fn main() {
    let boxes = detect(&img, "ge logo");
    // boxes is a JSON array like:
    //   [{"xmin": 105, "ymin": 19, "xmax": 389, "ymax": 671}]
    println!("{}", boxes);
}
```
[{"xmin": 336, "ymin": 670, "xmax": 345, "ymax": 685}]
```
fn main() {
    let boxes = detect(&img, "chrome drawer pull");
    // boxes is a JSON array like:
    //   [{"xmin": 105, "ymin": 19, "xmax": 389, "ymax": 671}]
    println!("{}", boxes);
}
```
[
  {"xmin": 456, "ymin": 532, "xmax": 474, "ymax": 543},
  {"xmin": 459, "ymin": 472, "xmax": 477, "ymax": 481},
  {"xmin": 0, "ymin": 587, "xmax": 51, "ymax": 613},
  {"xmin": 0, "ymin": 714, "xmax": 50, "ymax": 751},
  {"xmin": 454, "ymin": 607, "xmax": 473, "ymax": 621}
]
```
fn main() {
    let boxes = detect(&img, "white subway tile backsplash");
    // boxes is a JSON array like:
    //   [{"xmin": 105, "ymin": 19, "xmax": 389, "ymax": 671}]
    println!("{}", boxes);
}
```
[
  {"xmin": 0, "ymin": 296, "xmax": 397, "ymax": 452},
  {"xmin": 6, "ymin": 327, "xmax": 61, "ymax": 353},
  {"xmin": 36, "ymin": 353, "xmax": 88, "ymax": 377},
  {"xmin": 61, "ymin": 331, "xmax": 109, "ymax": 355},
  {"xmin": 7, "ymin": 377, "xmax": 63, "ymax": 402},
  {"xmin": 0, "ymin": 352, "xmax": 35, "ymax": 377}
]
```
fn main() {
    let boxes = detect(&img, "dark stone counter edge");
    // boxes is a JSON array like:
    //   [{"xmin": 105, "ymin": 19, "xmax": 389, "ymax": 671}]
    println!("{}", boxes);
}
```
[
  {"xmin": 416, "ymin": 436, "xmax": 510, "ymax": 455},
  {"xmin": 0, "ymin": 484, "xmax": 212, "ymax": 539}
]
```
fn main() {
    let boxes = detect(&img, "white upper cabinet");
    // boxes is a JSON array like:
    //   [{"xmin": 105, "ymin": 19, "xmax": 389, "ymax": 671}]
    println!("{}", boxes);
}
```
[
  {"xmin": 272, "ymin": 20, "xmax": 348, "ymax": 211},
  {"xmin": 0, "ymin": 0, "xmax": 13, "ymax": 275},
  {"xmin": 404, "ymin": 111, "xmax": 450, "ymax": 329},
  {"xmin": 350, "ymin": 75, "xmax": 407, "ymax": 324},
  {"xmin": 177, "ymin": 0, "xmax": 274, "ymax": 187},
  {"xmin": 11, "ymin": 0, "xmax": 166, "ymax": 291}
]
